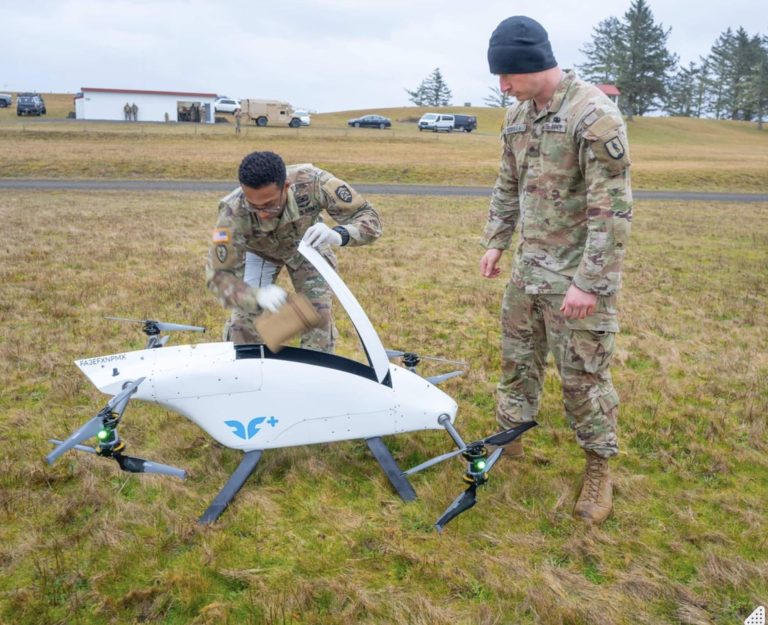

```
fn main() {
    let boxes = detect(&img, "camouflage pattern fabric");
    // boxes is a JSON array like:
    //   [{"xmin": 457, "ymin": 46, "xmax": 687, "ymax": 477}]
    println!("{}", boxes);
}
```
[
  {"xmin": 482, "ymin": 70, "xmax": 632, "ymax": 297},
  {"xmin": 483, "ymin": 71, "xmax": 631, "ymax": 458},
  {"xmin": 497, "ymin": 285, "xmax": 619, "ymax": 457},
  {"xmin": 206, "ymin": 164, "xmax": 382, "ymax": 352}
]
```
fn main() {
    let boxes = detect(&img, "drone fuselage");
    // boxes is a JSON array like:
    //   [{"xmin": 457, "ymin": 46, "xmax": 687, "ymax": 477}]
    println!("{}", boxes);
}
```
[{"xmin": 76, "ymin": 342, "xmax": 458, "ymax": 451}]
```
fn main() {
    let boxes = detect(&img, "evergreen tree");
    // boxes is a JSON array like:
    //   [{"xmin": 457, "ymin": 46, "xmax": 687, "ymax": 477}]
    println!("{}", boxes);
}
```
[
  {"xmin": 578, "ymin": 0, "xmax": 677, "ymax": 117},
  {"xmin": 732, "ymin": 28, "xmax": 764, "ymax": 120},
  {"xmin": 665, "ymin": 61, "xmax": 703, "ymax": 117},
  {"xmin": 705, "ymin": 27, "xmax": 766, "ymax": 120},
  {"xmin": 577, "ymin": 17, "xmax": 624, "ymax": 84},
  {"xmin": 483, "ymin": 86, "xmax": 511, "ymax": 108},
  {"xmin": 405, "ymin": 84, "xmax": 427, "ymax": 107},
  {"xmin": 745, "ymin": 35, "xmax": 768, "ymax": 129},
  {"xmin": 705, "ymin": 28, "xmax": 736, "ymax": 118},
  {"xmin": 617, "ymin": 0, "xmax": 678, "ymax": 117},
  {"xmin": 664, "ymin": 59, "xmax": 712, "ymax": 117},
  {"xmin": 405, "ymin": 68, "xmax": 452, "ymax": 107}
]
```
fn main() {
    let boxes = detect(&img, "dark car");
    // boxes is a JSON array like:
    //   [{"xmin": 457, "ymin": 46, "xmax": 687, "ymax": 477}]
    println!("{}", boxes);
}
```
[
  {"xmin": 0, "ymin": 93, "xmax": 12, "ymax": 108},
  {"xmin": 17, "ymin": 93, "xmax": 46, "ymax": 116},
  {"xmin": 453, "ymin": 114, "xmax": 477, "ymax": 132},
  {"xmin": 347, "ymin": 114, "xmax": 391, "ymax": 129}
]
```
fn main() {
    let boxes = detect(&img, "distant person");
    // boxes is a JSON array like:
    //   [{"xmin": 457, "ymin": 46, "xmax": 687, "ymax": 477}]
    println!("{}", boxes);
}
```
[
  {"xmin": 479, "ymin": 16, "xmax": 633, "ymax": 524},
  {"xmin": 123, "ymin": 102, "xmax": 131, "ymax": 121},
  {"xmin": 234, "ymin": 108, "xmax": 242, "ymax": 136},
  {"xmin": 131, "ymin": 102, "xmax": 138, "ymax": 121},
  {"xmin": 206, "ymin": 151, "xmax": 382, "ymax": 351}
]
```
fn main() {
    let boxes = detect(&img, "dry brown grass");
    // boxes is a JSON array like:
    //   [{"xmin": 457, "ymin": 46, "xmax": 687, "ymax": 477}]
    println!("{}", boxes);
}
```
[
  {"xmin": 0, "ymin": 189, "xmax": 766, "ymax": 624},
  {"xmin": 1, "ymin": 96, "xmax": 766, "ymax": 191}
]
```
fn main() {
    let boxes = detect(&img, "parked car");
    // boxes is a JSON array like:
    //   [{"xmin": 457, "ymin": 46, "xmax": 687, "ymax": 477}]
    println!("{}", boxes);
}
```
[
  {"xmin": 453, "ymin": 114, "xmax": 477, "ymax": 132},
  {"xmin": 293, "ymin": 109, "xmax": 311, "ymax": 126},
  {"xmin": 0, "ymin": 93, "xmax": 12, "ymax": 108},
  {"xmin": 17, "ymin": 93, "xmax": 46, "ymax": 116},
  {"xmin": 418, "ymin": 113, "xmax": 454, "ymax": 132},
  {"xmin": 347, "ymin": 114, "xmax": 391, "ymax": 129},
  {"xmin": 214, "ymin": 98, "xmax": 240, "ymax": 113}
]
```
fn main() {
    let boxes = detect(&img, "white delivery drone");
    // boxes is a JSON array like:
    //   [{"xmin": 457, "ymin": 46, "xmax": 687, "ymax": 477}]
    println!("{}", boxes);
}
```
[{"xmin": 46, "ymin": 243, "xmax": 535, "ymax": 530}]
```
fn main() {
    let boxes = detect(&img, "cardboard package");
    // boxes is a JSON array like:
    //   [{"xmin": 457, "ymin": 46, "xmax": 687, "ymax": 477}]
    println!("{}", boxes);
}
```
[{"xmin": 253, "ymin": 293, "xmax": 321, "ymax": 352}]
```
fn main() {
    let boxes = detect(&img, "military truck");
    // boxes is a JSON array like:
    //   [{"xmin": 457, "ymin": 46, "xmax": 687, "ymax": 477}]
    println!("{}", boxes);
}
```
[{"xmin": 240, "ymin": 99, "xmax": 303, "ymax": 128}]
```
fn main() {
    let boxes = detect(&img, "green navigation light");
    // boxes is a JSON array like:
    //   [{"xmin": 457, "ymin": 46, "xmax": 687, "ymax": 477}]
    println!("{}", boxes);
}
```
[{"xmin": 97, "ymin": 429, "xmax": 109, "ymax": 441}]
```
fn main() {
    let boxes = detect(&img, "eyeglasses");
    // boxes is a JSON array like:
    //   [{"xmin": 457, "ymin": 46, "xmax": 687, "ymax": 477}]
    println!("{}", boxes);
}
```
[{"xmin": 245, "ymin": 188, "xmax": 284, "ymax": 217}]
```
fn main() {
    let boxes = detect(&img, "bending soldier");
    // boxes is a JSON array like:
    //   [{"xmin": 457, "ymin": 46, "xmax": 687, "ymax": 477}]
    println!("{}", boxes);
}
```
[{"xmin": 206, "ymin": 151, "xmax": 382, "ymax": 352}]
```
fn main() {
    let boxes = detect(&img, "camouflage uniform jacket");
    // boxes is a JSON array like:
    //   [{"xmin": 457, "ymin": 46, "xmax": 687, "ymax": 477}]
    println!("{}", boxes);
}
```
[
  {"xmin": 206, "ymin": 164, "xmax": 382, "ymax": 313},
  {"xmin": 482, "ymin": 70, "xmax": 632, "ymax": 297}
]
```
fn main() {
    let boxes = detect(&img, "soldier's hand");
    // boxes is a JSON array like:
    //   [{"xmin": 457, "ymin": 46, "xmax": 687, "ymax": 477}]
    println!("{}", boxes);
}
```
[
  {"xmin": 480, "ymin": 248, "xmax": 504, "ymax": 278},
  {"xmin": 560, "ymin": 284, "xmax": 597, "ymax": 319},
  {"xmin": 303, "ymin": 223, "xmax": 342, "ymax": 248},
  {"xmin": 256, "ymin": 285, "xmax": 288, "ymax": 313}
]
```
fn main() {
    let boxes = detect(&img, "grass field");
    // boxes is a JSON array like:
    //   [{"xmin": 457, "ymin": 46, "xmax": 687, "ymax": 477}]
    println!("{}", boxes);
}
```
[
  {"xmin": 0, "ymin": 182, "xmax": 766, "ymax": 624},
  {"xmin": 1, "ymin": 93, "xmax": 767, "ymax": 192}
]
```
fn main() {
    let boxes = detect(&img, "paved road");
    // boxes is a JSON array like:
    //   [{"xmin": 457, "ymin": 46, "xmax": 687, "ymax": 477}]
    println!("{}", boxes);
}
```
[{"xmin": 1, "ymin": 178, "xmax": 766, "ymax": 202}]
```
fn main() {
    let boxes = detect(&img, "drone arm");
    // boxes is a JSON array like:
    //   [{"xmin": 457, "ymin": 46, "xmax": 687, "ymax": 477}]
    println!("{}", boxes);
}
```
[{"xmin": 403, "ymin": 447, "xmax": 465, "ymax": 476}]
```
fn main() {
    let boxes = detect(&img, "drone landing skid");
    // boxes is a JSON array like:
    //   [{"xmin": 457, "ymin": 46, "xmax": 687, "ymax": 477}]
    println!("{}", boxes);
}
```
[
  {"xmin": 198, "ymin": 438, "xmax": 416, "ymax": 525},
  {"xmin": 199, "ymin": 450, "xmax": 263, "ymax": 524},
  {"xmin": 366, "ymin": 437, "xmax": 417, "ymax": 502}
]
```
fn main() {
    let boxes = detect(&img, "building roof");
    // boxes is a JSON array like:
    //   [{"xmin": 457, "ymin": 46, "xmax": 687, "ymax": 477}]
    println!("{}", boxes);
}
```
[
  {"xmin": 81, "ymin": 87, "xmax": 218, "ymax": 98},
  {"xmin": 595, "ymin": 84, "xmax": 621, "ymax": 96}
]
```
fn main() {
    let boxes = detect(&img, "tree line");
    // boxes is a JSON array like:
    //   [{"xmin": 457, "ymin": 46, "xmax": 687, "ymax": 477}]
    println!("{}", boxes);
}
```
[
  {"xmin": 578, "ymin": 0, "xmax": 767, "ymax": 126},
  {"xmin": 405, "ymin": 0, "xmax": 766, "ymax": 128}
]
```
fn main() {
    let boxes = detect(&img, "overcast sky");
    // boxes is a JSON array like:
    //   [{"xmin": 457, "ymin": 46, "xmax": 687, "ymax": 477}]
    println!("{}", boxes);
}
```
[{"xmin": 2, "ymin": 0, "xmax": 765, "ymax": 112}]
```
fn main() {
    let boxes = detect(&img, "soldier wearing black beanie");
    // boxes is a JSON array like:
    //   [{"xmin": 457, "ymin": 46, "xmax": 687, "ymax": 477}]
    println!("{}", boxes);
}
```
[
  {"xmin": 481, "ymin": 16, "xmax": 633, "ymax": 527},
  {"xmin": 487, "ymin": 16, "xmax": 557, "ymax": 75}
]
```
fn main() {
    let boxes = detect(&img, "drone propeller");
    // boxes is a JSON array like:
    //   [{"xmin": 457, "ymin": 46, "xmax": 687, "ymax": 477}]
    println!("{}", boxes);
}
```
[
  {"xmin": 403, "ymin": 420, "xmax": 537, "ymax": 477},
  {"xmin": 385, "ymin": 349, "xmax": 465, "ymax": 367},
  {"xmin": 46, "ymin": 378, "xmax": 145, "ymax": 465},
  {"xmin": 47, "ymin": 439, "xmax": 186, "ymax": 479},
  {"xmin": 105, "ymin": 316, "xmax": 206, "ymax": 334},
  {"xmin": 435, "ymin": 484, "xmax": 478, "ymax": 532},
  {"xmin": 433, "ymin": 445, "xmax": 506, "ymax": 532},
  {"xmin": 386, "ymin": 349, "xmax": 466, "ymax": 385},
  {"xmin": 46, "ymin": 376, "xmax": 185, "ymax": 479}
]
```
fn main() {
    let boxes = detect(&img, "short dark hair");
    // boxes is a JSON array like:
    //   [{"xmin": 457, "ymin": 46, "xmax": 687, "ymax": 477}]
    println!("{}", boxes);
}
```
[{"xmin": 238, "ymin": 151, "xmax": 286, "ymax": 189}]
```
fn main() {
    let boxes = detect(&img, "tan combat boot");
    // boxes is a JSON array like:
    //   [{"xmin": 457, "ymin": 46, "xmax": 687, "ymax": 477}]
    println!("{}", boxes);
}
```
[{"xmin": 573, "ymin": 451, "xmax": 612, "ymax": 524}]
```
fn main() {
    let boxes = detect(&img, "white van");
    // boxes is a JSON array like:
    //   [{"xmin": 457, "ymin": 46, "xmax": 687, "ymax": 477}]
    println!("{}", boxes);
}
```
[{"xmin": 418, "ymin": 113, "xmax": 454, "ymax": 132}]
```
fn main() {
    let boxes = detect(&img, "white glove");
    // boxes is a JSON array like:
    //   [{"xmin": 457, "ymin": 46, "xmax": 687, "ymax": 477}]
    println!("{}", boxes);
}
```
[
  {"xmin": 256, "ymin": 284, "xmax": 287, "ymax": 313},
  {"xmin": 302, "ymin": 222, "xmax": 342, "ymax": 248}
]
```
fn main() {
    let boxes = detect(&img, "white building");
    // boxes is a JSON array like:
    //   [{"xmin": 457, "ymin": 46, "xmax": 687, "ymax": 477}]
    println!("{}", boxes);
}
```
[{"xmin": 74, "ymin": 88, "xmax": 218, "ymax": 123}]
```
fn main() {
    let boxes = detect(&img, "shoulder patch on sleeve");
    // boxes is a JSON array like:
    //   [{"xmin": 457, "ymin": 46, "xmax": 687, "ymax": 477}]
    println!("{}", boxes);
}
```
[
  {"xmin": 583, "ymin": 112, "xmax": 631, "ymax": 175},
  {"xmin": 212, "ymin": 227, "xmax": 231, "ymax": 243},
  {"xmin": 321, "ymin": 177, "xmax": 365, "ymax": 211}
]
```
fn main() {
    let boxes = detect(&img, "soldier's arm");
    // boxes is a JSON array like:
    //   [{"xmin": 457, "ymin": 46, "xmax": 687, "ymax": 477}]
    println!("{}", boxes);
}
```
[
  {"xmin": 572, "ymin": 109, "xmax": 633, "ymax": 296},
  {"xmin": 205, "ymin": 204, "xmax": 260, "ymax": 312},
  {"xmin": 481, "ymin": 124, "xmax": 520, "ymax": 250},
  {"xmin": 316, "ymin": 172, "xmax": 382, "ymax": 246}
]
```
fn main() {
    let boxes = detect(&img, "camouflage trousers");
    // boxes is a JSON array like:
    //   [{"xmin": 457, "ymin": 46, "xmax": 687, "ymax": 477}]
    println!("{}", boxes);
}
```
[
  {"xmin": 497, "ymin": 282, "xmax": 620, "ymax": 458},
  {"xmin": 226, "ymin": 251, "xmax": 337, "ymax": 353}
]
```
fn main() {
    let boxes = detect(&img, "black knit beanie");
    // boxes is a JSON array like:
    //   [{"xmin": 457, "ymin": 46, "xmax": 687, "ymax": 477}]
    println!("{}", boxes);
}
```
[{"xmin": 487, "ymin": 16, "xmax": 557, "ymax": 74}]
